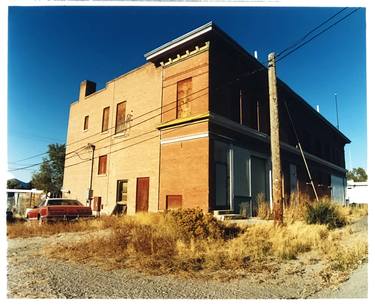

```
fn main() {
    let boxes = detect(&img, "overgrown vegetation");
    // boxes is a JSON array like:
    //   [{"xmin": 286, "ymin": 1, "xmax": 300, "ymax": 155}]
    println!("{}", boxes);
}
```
[
  {"xmin": 8, "ymin": 200, "xmax": 368, "ymax": 283},
  {"xmin": 7, "ymin": 217, "xmax": 113, "ymax": 239},
  {"xmin": 305, "ymin": 200, "xmax": 347, "ymax": 229}
]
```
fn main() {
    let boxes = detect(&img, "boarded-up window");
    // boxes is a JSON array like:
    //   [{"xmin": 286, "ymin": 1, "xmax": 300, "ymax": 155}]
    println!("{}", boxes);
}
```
[
  {"xmin": 177, "ymin": 78, "xmax": 192, "ymax": 118},
  {"xmin": 98, "ymin": 155, "xmax": 107, "ymax": 175},
  {"xmin": 83, "ymin": 115, "xmax": 89, "ymax": 130},
  {"xmin": 166, "ymin": 195, "xmax": 182, "ymax": 209},
  {"xmin": 115, "ymin": 102, "xmax": 126, "ymax": 133},
  {"xmin": 102, "ymin": 107, "xmax": 110, "ymax": 132}
]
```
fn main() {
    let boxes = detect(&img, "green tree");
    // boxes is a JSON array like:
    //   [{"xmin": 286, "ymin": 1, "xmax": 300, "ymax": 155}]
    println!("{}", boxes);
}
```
[
  {"xmin": 31, "ymin": 143, "xmax": 66, "ymax": 194},
  {"xmin": 346, "ymin": 167, "xmax": 368, "ymax": 182},
  {"xmin": 7, "ymin": 178, "xmax": 31, "ymax": 189}
]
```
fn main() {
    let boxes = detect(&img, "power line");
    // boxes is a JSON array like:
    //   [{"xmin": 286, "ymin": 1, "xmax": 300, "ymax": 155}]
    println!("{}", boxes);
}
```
[
  {"xmin": 63, "ymin": 120, "xmax": 205, "ymax": 170},
  {"xmin": 10, "ymin": 8, "xmax": 360, "ymax": 171},
  {"xmin": 276, "ymin": 8, "xmax": 360, "ymax": 63},
  {"xmin": 10, "ymin": 151, "xmax": 49, "ymax": 163},
  {"xmin": 9, "ymin": 73, "xmax": 209, "ymax": 165},
  {"xmin": 277, "ymin": 7, "xmax": 348, "ymax": 58},
  {"xmin": 8, "ymin": 86, "xmax": 209, "ymax": 172}
]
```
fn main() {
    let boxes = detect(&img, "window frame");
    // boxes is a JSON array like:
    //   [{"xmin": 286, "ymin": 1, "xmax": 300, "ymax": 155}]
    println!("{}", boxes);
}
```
[
  {"xmin": 101, "ymin": 106, "xmax": 110, "ymax": 132},
  {"xmin": 98, "ymin": 155, "xmax": 107, "ymax": 175},
  {"xmin": 115, "ymin": 102, "xmax": 126, "ymax": 134},
  {"xmin": 83, "ymin": 115, "xmax": 89, "ymax": 131}
]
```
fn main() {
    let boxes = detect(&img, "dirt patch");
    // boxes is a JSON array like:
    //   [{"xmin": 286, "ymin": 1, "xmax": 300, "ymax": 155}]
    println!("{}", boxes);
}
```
[{"xmin": 7, "ymin": 215, "xmax": 368, "ymax": 298}]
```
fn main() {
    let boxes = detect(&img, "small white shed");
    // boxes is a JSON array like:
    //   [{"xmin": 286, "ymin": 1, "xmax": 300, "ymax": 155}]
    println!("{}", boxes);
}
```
[{"xmin": 346, "ymin": 180, "xmax": 368, "ymax": 204}]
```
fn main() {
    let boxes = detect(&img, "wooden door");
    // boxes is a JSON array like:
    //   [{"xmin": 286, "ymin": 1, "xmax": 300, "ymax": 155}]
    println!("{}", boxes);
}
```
[{"xmin": 136, "ymin": 177, "xmax": 149, "ymax": 212}]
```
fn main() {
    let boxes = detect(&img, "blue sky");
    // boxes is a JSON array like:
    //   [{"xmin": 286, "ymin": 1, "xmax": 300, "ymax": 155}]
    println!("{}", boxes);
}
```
[{"xmin": 7, "ymin": 6, "xmax": 366, "ymax": 182}]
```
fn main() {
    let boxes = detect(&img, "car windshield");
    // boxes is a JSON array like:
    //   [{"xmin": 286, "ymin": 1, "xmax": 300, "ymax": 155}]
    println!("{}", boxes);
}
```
[{"xmin": 47, "ymin": 199, "xmax": 83, "ymax": 206}]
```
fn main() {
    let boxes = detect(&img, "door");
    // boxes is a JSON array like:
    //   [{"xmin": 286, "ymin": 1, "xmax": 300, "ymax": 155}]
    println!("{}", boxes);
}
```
[
  {"xmin": 331, "ymin": 175, "xmax": 345, "ymax": 204},
  {"xmin": 251, "ymin": 156, "xmax": 267, "ymax": 216},
  {"xmin": 233, "ymin": 146, "xmax": 251, "ymax": 215},
  {"xmin": 115, "ymin": 180, "xmax": 128, "ymax": 215},
  {"xmin": 290, "ymin": 164, "xmax": 297, "ymax": 193},
  {"xmin": 136, "ymin": 177, "xmax": 149, "ymax": 212}
]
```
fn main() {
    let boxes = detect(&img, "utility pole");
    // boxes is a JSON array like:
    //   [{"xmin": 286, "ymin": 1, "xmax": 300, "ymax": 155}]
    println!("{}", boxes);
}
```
[
  {"xmin": 268, "ymin": 52, "xmax": 283, "ymax": 225},
  {"xmin": 334, "ymin": 93, "xmax": 340, "ymax": 130}
]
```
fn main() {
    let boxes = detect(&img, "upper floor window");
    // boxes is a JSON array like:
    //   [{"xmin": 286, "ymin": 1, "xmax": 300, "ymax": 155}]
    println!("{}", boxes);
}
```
[
  {"xmin": 83, "ymin": 115, "xmax": 89, "ymax": 131},
  {"xmin": 115, "ymin": 102, "xmax": 126, "ymax": 134},
  {"xmin": 177, "ymin": 77, "xmax": 192, "ymax": 118},
  {"xmin": 98, "ymin": 155, "xmax": 107, "ymax": 175},
  {"xmin": 102, "ymin": 107, "xmax": 110, "ymax": 132}
]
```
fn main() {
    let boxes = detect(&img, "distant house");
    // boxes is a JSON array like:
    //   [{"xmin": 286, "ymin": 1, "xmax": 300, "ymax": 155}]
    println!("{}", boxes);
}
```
[
  {"xmin": 6, "ymin": 189, "xmax": 44, "ymax": 216},
  {"xmin": 63, "ymin": 22, "xmax": 350, "ymax": 216},
  {"xmin": 346, "ymin": 180, "xmax": 368, "ymax": 205}
]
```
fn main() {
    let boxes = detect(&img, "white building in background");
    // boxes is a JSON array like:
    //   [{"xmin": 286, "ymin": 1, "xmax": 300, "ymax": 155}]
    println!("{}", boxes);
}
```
[
  {"xmin": 6, "ymin": 189, "xmax": 44, "ymax": 216},
  {"xmin": 346, "ymin": 180, "xmax": 368, "ymax": 205}
]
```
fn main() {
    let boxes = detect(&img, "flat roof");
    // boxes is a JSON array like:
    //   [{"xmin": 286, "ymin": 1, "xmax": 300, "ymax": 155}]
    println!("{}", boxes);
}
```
[
  {"xmin": 145, "ymin": 22, "xmax": 213, "ymax": 61},
  {"xmin": 144, "ymin": 22, "xmax": 350, "ymax": 144}
]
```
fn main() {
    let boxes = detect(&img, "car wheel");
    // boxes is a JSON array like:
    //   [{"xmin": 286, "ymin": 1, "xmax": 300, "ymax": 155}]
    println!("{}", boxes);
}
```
[{"xmin": 38, "ymin": 215, "xmax": 44, "ymax": 225}]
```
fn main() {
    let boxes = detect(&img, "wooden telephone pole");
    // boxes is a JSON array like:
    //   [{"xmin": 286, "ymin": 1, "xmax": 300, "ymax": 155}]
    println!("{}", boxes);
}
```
[{"xmin": 268, "ymin": 52, "xmax": 283, "ymax": 225}]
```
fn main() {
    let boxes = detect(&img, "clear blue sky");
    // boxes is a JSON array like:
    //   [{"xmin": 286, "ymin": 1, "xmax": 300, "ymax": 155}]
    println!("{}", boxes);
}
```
[{"xmin": 7, "ymin": 6, "xmax": 367, "ymax": 182}]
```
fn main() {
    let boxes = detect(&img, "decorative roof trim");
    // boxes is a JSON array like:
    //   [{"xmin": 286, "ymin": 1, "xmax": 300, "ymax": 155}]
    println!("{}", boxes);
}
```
[{"xmin": 145, "ymin": 22, "xmax": 213, "ymax": 61}]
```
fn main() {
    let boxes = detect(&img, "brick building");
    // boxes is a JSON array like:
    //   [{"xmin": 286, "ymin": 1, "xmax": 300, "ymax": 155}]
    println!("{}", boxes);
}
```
[{"xmin": 63, "ymin": 22, "xmax": 350, "ymax": 215}]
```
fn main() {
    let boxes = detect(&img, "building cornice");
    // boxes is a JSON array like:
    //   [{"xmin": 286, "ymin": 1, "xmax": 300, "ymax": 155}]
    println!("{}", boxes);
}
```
[
  {"xmin": 209, "ymin": 113, "xmax": 347, "ymax": 174},
  {"xmin": 157, "ymin": 112, "xmax": 209, "ymax": 130}
]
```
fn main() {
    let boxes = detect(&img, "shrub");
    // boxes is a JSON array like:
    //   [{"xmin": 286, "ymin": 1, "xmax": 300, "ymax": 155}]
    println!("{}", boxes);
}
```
[
  {"xmin": 165, "ymin": 208, "xmax": 225, "ymax": 242},
  {"xmin": 305, "ymin": 201, "xmax": 347, "ymax": 229}
]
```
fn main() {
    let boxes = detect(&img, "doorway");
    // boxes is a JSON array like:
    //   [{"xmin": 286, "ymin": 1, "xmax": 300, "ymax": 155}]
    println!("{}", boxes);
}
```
[{"xmin": 136, "ymin": 177, "xmax": 149, "ymax": 212}]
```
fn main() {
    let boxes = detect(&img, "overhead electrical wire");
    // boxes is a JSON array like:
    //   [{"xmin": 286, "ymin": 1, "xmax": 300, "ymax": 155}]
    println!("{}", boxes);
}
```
[
  {"xmin": 9, "ymin": 7, "xmax": 360, "ymax": 172},
  {"xmin": 276, "ymin": 7, "xmax": 348, "ymax": 58},
  {"xmin": 276, "ymin": 8, "xmax": 360, "ymax": 63}
]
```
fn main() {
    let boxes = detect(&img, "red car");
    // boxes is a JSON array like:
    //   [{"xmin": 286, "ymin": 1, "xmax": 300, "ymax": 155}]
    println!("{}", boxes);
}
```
[{"xmin": 26, "ymin": 198, "xmax": 93, "ymax": 223}]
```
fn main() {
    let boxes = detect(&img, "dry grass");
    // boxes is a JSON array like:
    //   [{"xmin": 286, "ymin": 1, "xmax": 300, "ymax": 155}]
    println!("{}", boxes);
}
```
[
  {"xmin": 9, "ymin": 204, "xmax": 367, "ymax": 282},
  {"xmin": 337, "ymin": 204, "xmax": 368, "ymax": 223},
  {"xmin": 41, "ymin": 208, "xmax": 367, "ymax": 281},
  {"xmin": 284, "ymin": 192, "xmax": 310, "ymax": 223},
  {"xmin": 256, "ymin": 193, "xmax": 273, "ymax": 220},
  {"xmin": 6, "ymin": 216, "xmax": 118, "ymax": 239}
]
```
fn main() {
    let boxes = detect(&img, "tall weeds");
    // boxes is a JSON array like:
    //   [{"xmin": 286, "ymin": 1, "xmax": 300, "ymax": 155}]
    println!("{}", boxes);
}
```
[{"xmin": 9, "ymin": 205, "xmax": 367, "ymax": 281}]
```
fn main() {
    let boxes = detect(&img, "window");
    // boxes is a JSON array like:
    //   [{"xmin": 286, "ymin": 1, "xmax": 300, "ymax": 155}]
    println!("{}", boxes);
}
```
[
  {"xmin": 83, "ymin": 115, "xmax": 89, "ymax": 130},
  {"xmin": 166, "ymin": 195, "xmax": 182, "ymax": 209},
  {"xmin": 115, "ymin": 102, "xmax": 126, "ymax": 133},
  {"xmin": 177, "ymin": 78, "xmax": 192, "ymax": 118},
  {"xmin": 102, "ymin": 107, "xmax": 110, "ymax": 132},
  {"xmin": 98, "ymin": 155, "xmax": 107, "ymax": 175}
]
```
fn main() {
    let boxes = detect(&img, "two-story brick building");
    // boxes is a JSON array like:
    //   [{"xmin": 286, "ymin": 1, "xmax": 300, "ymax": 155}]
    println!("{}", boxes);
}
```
[{"xmin": 62, "ymin": 22, "xmax": 350, "ymax": 216}]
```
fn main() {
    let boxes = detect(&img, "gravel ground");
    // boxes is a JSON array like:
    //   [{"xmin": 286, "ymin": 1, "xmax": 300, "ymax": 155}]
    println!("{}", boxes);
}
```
[
  {"xmin": 311, "ymin": 262, "xmax": 368, "ymax": 298},
  {"xmin": 7, "ymin": 217, "xmax": 368, "ymax": 299}
]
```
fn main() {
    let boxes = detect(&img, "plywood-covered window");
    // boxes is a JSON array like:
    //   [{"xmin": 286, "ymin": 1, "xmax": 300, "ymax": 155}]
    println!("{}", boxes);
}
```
[
  {"xmin": 102, "ymin": 107, "xmax": 110, "ymax": 132},
  {"xmin": 83, "ymin": 115, "xmax": 89, "ymax": 131},
  {"xmin": 166, "ymin": 195, "xmax": 182, "ymax": 209},
  {"xmin": 115, "ymin": 102, "xmax": 126, "ymax": 134},
  {"xmin": 98, "ymin": 155, "xmax": 107, "ymax": 175},
  {"xmin": 177, "ymin": 77, "xmax": 192, "ymax": 118}
]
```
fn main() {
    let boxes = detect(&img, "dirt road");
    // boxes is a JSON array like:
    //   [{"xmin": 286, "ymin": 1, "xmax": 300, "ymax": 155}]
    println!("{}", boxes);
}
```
[{"xmin": 7, "ymin": 217, "xmax": 368, "ymax": 299}]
